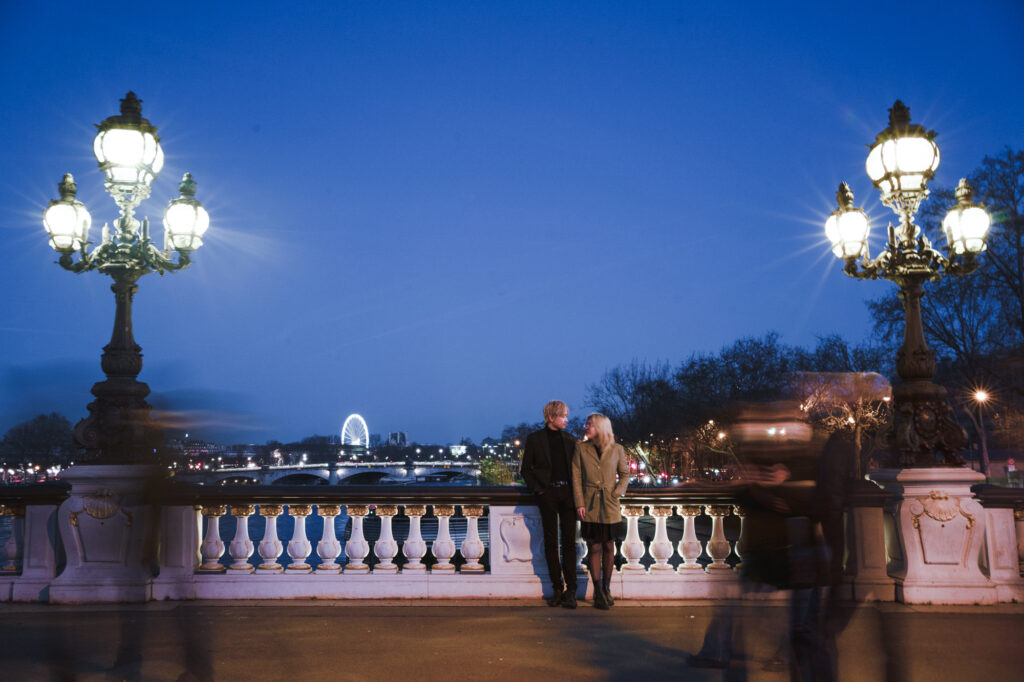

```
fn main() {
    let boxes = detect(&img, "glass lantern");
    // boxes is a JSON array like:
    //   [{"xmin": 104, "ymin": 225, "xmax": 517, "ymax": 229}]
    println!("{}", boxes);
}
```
[
  {"xmin": 825, "ymin": 183, "xmax": 870, "ymax": 259},
  {"xmin": 942, "ymin": 179, "xmax": 991, "ymax": 255},
  {"xmin": 93, "ymin": 92, "xmax": 164, "ymax": 197},
  {"xmin": 865, "ymin": 100, "xmax": 939, "ymax": 199},
  {"xmin": 163, "ymin": 173, "xmax": 210, "ymax": 251},
  {"xmin": 43, "ymin": 174, "xmax": 91, "ymax": 252}
]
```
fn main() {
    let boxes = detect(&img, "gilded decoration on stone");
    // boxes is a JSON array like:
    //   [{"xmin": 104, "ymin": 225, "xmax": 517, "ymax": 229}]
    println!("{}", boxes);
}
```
[
  {"xmin": 404, "ymin": 505, "xmax": 426, "ymax": 516},
  {"xmin": 651, "ymin": 506, "xmax": 673, "ymax": 518},
  {"xmin": 231, "ymin": 505, "xmax": 255, "ymax": 517},
  {"xmin": 202, "ymin": 505, "xmax": 227, "ymax": 517},
  {"xmin": 259, "ymin": 505, "xmax": 283, "ymax": 516},
  {"xmin": 1014, "ymin": 509, "xmax": 1024, "ymax": 522},
  {"xmin": 623, "ymin": 506, "xmax": 644, "ymax": 517},
  {"xmin": 732, "ymin": 505, "xmax": 748, "ymax": 517},
  {"xmin": 433, "ymin": 505, "xmax": 455, "ymax": 516},
  {"xmin": 679, "ymin": 505, "xmax": 703, "ymax": 517},
  {"xmin": 705, "ymin": 505, "xmax": 733, "ymax": 517},
  {"xmin": 289, "ymin": 505, "xmax": 312, "ymax": 516},
  {"xmin": 318, "ymin": 505, "xmax": 341, "ymax": 516},
  {"xmin": 347, "ymin": 505, "xmax": 369, "ymax": 516},
  {"xmin": 376, "ymin": 505, "xmax": 398, "ymax": 516},
  {"xmin": 82, "ymin": 491, "xmax": 120, "ymax": 520},
  {"xmin": 461, "ymin": 505, "xmax": 484, "ymax": 517},
  {"xmin": 910, "ymin": 491, "xmax": 975, "ymax": 529}
]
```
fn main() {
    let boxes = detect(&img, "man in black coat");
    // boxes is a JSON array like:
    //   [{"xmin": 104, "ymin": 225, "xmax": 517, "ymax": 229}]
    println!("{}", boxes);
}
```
[{"xmin": 520, "ymin": 400, "xmax": 578, "ymax": 608}]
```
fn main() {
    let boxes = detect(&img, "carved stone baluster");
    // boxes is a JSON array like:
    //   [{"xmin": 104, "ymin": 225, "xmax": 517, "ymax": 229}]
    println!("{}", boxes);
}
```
[
  {"xmin": 732, "ymin": 505, "xmax": 747, "ymax": 566},
  {"xmin": 257, "ymin": 505, "xmax": 284, "ymax": 572},
  {"xmin": 649, "ymin": 505, "xmax": 675, "ymax": 571},
  {"xmin": 0, "ymin": 504, "xmax": 24, "ymax": 573},
  {"xmin": 431, "ymin": 505, "xmax": 456, "ymax": 571},
  {"xmin": 704, "ymin": 505, "xmax": 732, "ymax": 570},
  {"xmin": 228, "ymin": 505, "xmax": 255, "ymax": 573},
  {"xmin": 620, "ymin": 506, "xmax": 647, "ymax": 571},
  {"xmin": 402, "ymin": 505, "xmax": 427, "ymax": 571},
  {"xmin": 677, "ymin": 505, "xmax": 703, "ymax": 570},
  {"xmin": 460, "ymin": 505, "xmax": 485, "ymax": 574},
  {"xmin": 374, "ymin": 506, "xmax": 399, "ymax": 572},
  {"xmin": 576, "ymin": 520, "xmax": 587, "ymax": 575},
  {"xmin": 199, "ymin": 505, "xmax": 227, "ymax": 572},
  {"xmin": 344, "ymin": 505, "xmax": 370, "ymax": 572},
  {"xmin": 315, "ymin": 505, "xmax": 343, "ymax": 573},
  {"xmin": 286, "ymin": 505, "xmax": 313, "ymax": 573}
]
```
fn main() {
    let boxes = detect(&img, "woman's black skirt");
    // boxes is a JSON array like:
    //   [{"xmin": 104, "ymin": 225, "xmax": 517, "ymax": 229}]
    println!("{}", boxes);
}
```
[{"xmin": 581, "ymin": 520, "xmax": 625, "ymax": 543}]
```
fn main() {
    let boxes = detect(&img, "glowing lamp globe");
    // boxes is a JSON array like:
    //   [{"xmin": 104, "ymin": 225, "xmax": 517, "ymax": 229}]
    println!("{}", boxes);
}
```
[
  {"xmin": 942, "ymin": 178, "xmax": 990, "ymax": 255},
  {"xmin": 163, "ymin": 173, "xmax": 210, "ymax": 251},
  {"xmin": 43, "ymin": 174, "xmax": 91, "ymax": 252},
  {"xmin": 824, "ymin": 183, "xmax": 870, "ymax": 259},
  {"xmin": 93, "ymin": 92, "xmax": 164, "ymax": 190},
  {"xmin": 865, "ymin": 101, "xmax": 939, "ymax": 196}
]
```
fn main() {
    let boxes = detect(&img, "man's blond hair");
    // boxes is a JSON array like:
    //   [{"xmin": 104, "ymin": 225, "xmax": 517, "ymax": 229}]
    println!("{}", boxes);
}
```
[{"xmin": 543, "ymin": 400, "xmax": 569, "ymax": 425}]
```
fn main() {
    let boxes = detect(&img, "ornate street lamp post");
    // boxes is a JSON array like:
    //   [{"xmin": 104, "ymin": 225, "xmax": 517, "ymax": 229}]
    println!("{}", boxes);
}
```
[
  {"xmin": 824, "ymin": 101, "xmax": 991, "ymax": 467},
  {"xmin": 42, "ymin": 92, "xmax": 209, "ymax": 464}
]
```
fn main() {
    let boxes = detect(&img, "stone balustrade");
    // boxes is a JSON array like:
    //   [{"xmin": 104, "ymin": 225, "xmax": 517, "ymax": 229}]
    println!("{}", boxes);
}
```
[
  {"xmin": 1, "ymin": 474, "xmax": 1022, "ymax": 604},
  {"xmin": 151, "ymin": 485, "xmax": 754, "ymax": 600}
]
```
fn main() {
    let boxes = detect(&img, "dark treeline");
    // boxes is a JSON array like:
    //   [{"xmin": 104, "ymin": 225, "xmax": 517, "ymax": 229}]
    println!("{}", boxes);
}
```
[{"xmin": 586, "ymin": 334, "xmax": 889, "ymax": 447}]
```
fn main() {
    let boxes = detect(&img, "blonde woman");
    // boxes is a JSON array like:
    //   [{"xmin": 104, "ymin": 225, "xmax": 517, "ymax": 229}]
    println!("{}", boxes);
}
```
[{"xmin": 572, "ymin": 413, "xmax": 630, "ymax": 610}]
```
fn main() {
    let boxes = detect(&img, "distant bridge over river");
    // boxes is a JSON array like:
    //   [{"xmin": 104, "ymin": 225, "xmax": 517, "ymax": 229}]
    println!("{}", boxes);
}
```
[{"xmin": 176, "ymin": 461, "xmax": 481, "ymax": 485}]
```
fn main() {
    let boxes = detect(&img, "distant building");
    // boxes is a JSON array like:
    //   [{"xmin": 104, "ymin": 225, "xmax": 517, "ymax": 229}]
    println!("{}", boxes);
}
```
[
  {"xmin": 182, "ymin": 438, "xmax": 222, "ymax": 459},
  {"xmin": 387, "ymin": 432, "xmax": 408, "ymax": 447}
]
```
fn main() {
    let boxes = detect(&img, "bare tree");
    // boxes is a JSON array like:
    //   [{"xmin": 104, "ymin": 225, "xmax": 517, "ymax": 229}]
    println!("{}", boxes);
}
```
[{"xmin": 794, "ymin": 372, "xmax": 892, "ymax": 477}]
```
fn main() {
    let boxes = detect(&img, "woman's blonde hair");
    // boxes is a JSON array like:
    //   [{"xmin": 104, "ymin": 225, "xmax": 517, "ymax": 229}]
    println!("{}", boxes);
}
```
[{"xmin": 585, "ymin": 413, "xmax": 615, "ymax": 449}]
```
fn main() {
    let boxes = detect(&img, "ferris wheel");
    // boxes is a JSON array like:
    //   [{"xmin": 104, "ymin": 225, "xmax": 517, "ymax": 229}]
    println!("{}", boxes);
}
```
[{"xmin": 341, "ymin": 414, "xmax": 370, "ymax": 447}]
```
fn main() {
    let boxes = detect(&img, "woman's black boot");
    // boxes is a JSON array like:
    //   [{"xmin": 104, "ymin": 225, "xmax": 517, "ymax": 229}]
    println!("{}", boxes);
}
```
[
  {"xmin": 602, "ymin": 579, "xmax": 614, "ymax": 607},
  {"xmin": 593, "ymin": 584, "xmax": 610, "ymax": 610}
]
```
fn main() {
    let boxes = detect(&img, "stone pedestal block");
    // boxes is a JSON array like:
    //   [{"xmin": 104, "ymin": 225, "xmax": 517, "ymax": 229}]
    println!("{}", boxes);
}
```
[
  {"xmin": 870, "ymin": 467, "xmax": 995, "ymax": 604},
  {"xmin": 49, "ymin": 465, "xmax": 159, "ymax": 603}
]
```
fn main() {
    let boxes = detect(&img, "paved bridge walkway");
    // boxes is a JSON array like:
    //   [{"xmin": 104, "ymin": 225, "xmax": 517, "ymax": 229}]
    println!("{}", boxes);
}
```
[{"xmin": 1, "ymin": 600, "xmax": 1022, "ymax": 680}]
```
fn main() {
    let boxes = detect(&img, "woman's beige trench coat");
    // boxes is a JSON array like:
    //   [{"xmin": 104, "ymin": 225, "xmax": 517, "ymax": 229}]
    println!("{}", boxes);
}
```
[{"xmin": 571, "ymin": 440, "xmax": 630, "ymax": 524}]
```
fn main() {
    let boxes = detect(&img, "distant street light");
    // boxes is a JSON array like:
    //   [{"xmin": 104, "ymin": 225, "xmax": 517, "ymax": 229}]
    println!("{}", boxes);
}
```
[
  {"xmin": 972, "ymin": 390, "xmax": 991, "ymax": 477},
  {"xmin": 42, "ymin": 92, "xmax": 209, "ymax": 463},
  {"xmin": 824, "ymin": 101, "xmax": 990, "ymax": 467}
]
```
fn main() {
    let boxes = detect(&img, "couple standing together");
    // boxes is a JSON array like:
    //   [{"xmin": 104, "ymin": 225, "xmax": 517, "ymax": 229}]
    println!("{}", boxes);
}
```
[{"xmin": 519, "ymin": 401, "xmax": 630, "ymax": 610}]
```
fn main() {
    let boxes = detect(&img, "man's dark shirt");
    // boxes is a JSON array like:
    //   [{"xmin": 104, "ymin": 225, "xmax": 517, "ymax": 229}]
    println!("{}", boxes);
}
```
[{"xmin": 546, "ymin": 428, "xmax": 570, "ymax": 483}]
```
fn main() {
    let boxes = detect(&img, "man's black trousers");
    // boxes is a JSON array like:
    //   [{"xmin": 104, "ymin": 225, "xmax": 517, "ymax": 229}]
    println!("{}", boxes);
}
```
[{"xmin": 536, "ymin": 486, "xmax": 577, "ymax": 591}]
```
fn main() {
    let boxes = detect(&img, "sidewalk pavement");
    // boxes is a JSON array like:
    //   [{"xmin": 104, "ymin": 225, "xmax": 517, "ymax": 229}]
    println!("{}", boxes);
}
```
[{"xmin": 2, "ymin": 599, "xmax": 1022, "ymax": 681}]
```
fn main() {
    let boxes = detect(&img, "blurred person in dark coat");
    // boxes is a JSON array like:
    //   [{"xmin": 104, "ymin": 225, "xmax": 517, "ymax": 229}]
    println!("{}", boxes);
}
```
[{"xmin": 690, "ymin": 402, "xmax": 843, "ymax": 681}]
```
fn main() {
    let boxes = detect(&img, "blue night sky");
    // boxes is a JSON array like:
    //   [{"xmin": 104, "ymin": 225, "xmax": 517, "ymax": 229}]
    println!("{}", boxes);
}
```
[{"xmin": 1, "ymin": 1, "xmax": 1022, "ymax": 445}]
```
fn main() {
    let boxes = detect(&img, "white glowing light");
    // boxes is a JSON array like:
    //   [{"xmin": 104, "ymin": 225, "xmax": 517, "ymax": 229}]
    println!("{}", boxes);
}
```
[{"xmin": 341, "ymin": 413, "xmax": 370, "ymax": 447}]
